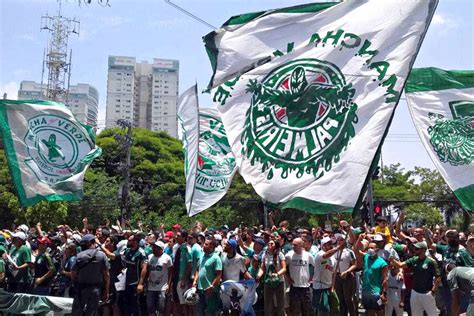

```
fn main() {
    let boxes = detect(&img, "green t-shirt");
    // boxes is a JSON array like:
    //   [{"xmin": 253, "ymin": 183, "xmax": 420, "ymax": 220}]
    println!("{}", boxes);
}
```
[
  {"xmin": 9, "ymin": 245, "xmax": 32, "ymax": 284},
  {"xmin": 191, "ymin": 243, "xmax": 203, "ymax": 276},
  {"xmin": 0, "ymin": 258, "xmax": 5, "ymax": 274},
  {"xmin": 197, "ymin": 251, "xmax": 222, "ymax": 290},
  {"xmin": 447, "ymin": 267, "xmax": 474, "ymax": 297},
  {"xmin": 405, "ymin": 256, "xmax": 440, "ymax": 294},
  {"xmin": 362, "ymin": 253, "xmax": 387, "ymax": 295},
  {"xmin": 436, "ymin": 244, "xmax": 472, "ymax": 267},
  {"xmin": 144, "ymin": 245, "xmax": 153, "ymax": 256},
  {"xmin": 174, "ymin": 244, "xmax": 192, "ymax": 281}
]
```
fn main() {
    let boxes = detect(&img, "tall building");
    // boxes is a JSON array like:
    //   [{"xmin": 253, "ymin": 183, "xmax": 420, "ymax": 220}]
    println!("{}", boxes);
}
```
[
  {"xmin": 106, "ymin": 56, "xmax": 179, "ymax": 138},
  {"xmin": 17, "ymin": 81, "xmax": 99, "ymax": 128}
]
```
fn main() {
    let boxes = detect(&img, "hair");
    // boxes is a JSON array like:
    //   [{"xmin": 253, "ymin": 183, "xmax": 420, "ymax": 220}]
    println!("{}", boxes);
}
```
[
  {"xmin": 179, "ymin": 230, "xmax": 189, "ymax": 239},
  {"xmin": 205, "ymin": 236, "xmax": 218, "ymax": 248},
  {"xmin": 101, "ymin": 228, "xmax": 111, "ymax": 237}
]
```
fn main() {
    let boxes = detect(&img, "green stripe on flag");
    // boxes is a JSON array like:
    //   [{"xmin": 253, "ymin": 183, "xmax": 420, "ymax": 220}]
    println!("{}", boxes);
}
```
[
  {"xmin": 268, "ymin": 197, "xmax": 352, "ymax": 215},
  {"xmin": 454, "ymin": 184, "xmax": 474, "ymax": 211},
  {"xmin": 406, "ymin": 68, "xmax": 474, "ymax": 93},
  {"xmin": 223, "ymin": 2, "xmax": 339, "ymax": 26}
]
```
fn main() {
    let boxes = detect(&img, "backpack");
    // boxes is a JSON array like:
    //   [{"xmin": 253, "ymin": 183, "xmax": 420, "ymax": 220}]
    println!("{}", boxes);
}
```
[{"xmin": 76, "ymin": 249, "xmax": 103, "ymax": 285}]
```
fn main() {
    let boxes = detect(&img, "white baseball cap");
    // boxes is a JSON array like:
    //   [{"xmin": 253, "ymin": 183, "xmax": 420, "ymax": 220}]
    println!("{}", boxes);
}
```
[
  {"xmin": 321, "ymin": 237, "xmax": 333, "ymax": 245},
  {"xmin": 12, "ymin": 231, "xmax": 27, "ymax": 241},
  {"xmin": 153, "ymin": 240, "xmax": 166, "ymax": 249}
]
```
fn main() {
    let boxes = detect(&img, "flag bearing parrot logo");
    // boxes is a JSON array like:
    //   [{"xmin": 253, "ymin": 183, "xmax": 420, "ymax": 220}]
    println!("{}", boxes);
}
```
[
  {"xmin": 242, "ymin": 58, "xmax": 358, "ymax": 180},
  {"xmin": 195, "ymin": 113, "xmax": 236, "ymax": 192},
  {"xmin": 428, "ymin": 100, "xmax": 473, "ymax": 166},
  {"xmin": 24, "ymin": 114, "xmax": 91, "ymax": 184}
]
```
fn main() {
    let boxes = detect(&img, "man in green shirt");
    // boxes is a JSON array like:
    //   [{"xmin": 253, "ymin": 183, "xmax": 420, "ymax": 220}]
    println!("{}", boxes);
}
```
[
  {"xmin": 447, "ymin": 266, "xmax": 474, "ymax": 316},
  {"xmin": 391, "ymin": 241, "xmax": 441, "ymax": 316},
  {"xmin": 8, "ymin": 231, "xmax": 33, "ymax": 293},
  {"xmin": 192, "ymin": 237, "xmax": 222, "ymax": 316},
  {"xmin": 0, "ymin": 245, "xmax": 6, "ymax": 287}
]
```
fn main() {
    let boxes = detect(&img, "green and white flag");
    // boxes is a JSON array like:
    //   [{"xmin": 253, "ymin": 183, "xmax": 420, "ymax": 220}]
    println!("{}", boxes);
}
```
[
  {"xmin": 0, "ymin": 100, "xmax": 102, "ymax": 207},
  {"xmin": 178, "ymin": 85, "xmax": 237, "ymax": 216},
  {"xmin": 204, "ymin": 0, "xmax": 437, "ymax": 213},
  {"xmin": 406, "ymin": 68, "xmax": 474, "ymax": 210}
]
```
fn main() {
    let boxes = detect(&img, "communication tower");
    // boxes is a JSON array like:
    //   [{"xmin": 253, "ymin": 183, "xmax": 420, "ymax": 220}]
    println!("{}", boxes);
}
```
[{"xmin": 40, "ymin": 1, "xmax": 80, "ymax": 103}]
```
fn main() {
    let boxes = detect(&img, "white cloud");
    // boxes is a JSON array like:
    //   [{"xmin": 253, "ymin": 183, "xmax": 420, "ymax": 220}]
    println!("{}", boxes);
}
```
[
  {"xmin": 431, "ymin": 14, "xmax": 459, "ymax": 32},
  {"xmin": 0, "ymin": 82, "xmax": 20, "ymax": 100}
]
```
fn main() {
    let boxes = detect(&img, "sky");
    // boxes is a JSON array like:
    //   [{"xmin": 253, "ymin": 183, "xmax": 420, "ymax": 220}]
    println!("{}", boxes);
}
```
[{"xmin": 1, "ymin": 0, "xmax": 473, "ymax": 172}]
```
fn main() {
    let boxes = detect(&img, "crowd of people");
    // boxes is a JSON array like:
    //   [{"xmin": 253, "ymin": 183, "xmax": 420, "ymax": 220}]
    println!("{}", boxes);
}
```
[{"xmin": 0, "ymin": 213, "xmax": 473, "ymax": 316}]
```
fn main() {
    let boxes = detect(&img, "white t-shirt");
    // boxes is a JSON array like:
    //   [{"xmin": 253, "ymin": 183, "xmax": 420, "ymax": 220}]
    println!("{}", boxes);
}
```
[
  {"xmin": 334, "ymin": 248, "xmax": 356, "ymax": 273},
  {"xmin": 285, "ymin": 250, "xmax": 315, "ymax": 288},
  {"xmin": 261, "ymin": 251, "xmax": 286, "ymax": 282},
  {"xmin": 221, "ymin": 253, "xmax": 246, "ymax": 281},
  {"xmin": 147, "ymin": 253, "xmax": 173, "ymax": 291},
  {"xmin": 313, "ymin": 250, "xmax": 336, "ymax": 289}
]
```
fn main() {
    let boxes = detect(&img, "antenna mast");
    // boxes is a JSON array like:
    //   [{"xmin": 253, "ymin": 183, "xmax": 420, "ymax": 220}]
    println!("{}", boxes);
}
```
[{"xmin": 40, "ymin": 0, "xmax": 80, "ymax": 102}]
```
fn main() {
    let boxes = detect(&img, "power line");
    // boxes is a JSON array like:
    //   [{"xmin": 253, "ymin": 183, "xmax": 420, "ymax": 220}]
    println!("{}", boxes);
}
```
[{"xmin": 163, "ymin": 0, "xmax": 217, "ymax": 30}]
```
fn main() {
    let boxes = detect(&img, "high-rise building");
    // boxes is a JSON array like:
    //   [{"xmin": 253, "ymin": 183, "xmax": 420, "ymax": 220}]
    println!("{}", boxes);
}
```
[
  {"xmin": 106, "ymin": 56, "xmax": 179, "ymax": 137},
  {"xmin": 17, "ymin": 81, "xmax": 99, "ymax": 128}
]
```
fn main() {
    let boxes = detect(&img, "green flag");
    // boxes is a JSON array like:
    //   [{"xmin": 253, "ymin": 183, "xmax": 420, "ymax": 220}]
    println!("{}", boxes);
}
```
[{"xmin": 0, "ymin": 99, "xmax": 102, "ymax": 207}]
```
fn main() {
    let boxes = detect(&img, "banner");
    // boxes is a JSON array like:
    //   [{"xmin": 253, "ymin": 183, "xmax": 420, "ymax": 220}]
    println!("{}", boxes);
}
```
[
  {"xmin": 406, "ymin": 68, "xmax": 474, "ymax": 210},
  {"xmin": 0, "ymin": 100, "xmax": 101, "ymax": 207},
  {"xmin": 178, "ymin": 86, "xmax": 236, "ymax": 216},
  {"xmin": 220, "ymin": 279, "xmax": 257, "ymax": 315},
  {"xmin": 203, "ymin": 0, "xmax": 438, "ymax": 214}
]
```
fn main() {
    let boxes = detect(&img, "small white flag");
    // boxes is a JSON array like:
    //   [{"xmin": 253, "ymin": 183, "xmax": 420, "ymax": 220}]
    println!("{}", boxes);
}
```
[{"xmin": 178, "ymin": 85, "xmax": 237, "ymax": 216}]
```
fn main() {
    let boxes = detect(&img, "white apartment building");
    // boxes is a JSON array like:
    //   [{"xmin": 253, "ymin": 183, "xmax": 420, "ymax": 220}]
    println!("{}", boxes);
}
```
[
  {"xmin": 17, "ymin": 81, "xmax": 99, "ymax": 128},
  {"xmin": 106, "ymin": 56, "xmax": 179, "ymax": 138}
]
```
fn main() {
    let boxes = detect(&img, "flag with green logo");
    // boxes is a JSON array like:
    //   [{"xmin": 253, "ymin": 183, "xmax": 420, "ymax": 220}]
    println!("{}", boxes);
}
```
[
  {"xmin": 178, "ymin": 85, "xmax": 237, "ymax": 216},
  {"xmin": 406, "ymin": 68, "xmax": 474, "ymax": 210},
  {"xmin": 204, "ymin": 0, "xmax": 438, "ymax": 214},
  {"xmin": 0, "ymin": 100, "xmax": 102, "ymax": 207}
]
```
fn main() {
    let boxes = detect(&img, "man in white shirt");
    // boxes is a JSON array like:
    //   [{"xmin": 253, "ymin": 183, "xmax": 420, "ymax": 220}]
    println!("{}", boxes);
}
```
[
  {"xmin": 221, "ymin": 239, "xmax": 250, "ymax": 282},
  {"xmin": 313, "ymin": 237, "xmax": 344, "ymax": 316},
  {"xmin": 333, "ymin": 235, "xmax": 358, "ymax": 316},
  {"xmin": 144, "ymin": 241, "xmax": 173, "ymax": 316},
  {"xmin": 285, "ymin": 238, "xmax": 315, "ymax": 316}
]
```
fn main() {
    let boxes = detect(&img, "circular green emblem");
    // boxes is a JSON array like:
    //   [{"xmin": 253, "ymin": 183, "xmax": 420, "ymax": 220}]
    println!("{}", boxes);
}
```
[
  {"xmin": 196, "ymin": 113, "xmax": 236, "ymax": 192},
  {"xmin": 242, "ymin": 58, "xmax": 358, "ymax": 179},
  {"xmin": 428, "ymin": 116, "xmax": 473, "ymax": 166},
  {"xmin": 24, "ymin": 115, "xmax": 91, "ymax": 184}
]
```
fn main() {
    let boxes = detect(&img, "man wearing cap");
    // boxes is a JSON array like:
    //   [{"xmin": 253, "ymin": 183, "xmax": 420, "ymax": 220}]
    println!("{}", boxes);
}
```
[
  {"xmin": 119, "ymin": 233, "xmax": 147, "ymax": 316},
  {"xmin": 313, "ymin": 236, "xmax": 345, "ymax": 315},
  {"xmin": 426, "ymin": 229, "xmax": 472, "ymax": 314},
  {"xmin": 354, "ymin": 234, "xmax": 388, "ymax": 316},
  {"xmin": 333, "ymin": 234, "xmax": 358, "ymax": 316},
  {"xmin": 32, "ymin": 236, "xmax": 56, "ymax": 295},
  {"xmin": 285, "ymin": 237, "xmax": 315, "ymax": 316},
  {"xmin": 8, "ymin": 231, "xmax": 33, "ymax": 293},
  {"xmin": 71, "ymin": 234, "xmax": 110, "ymax": 316},
  {"xmin": 373, "ymin": 233, "xmax": 399, "ymax": 263},
  {"xmin": 390, "ymin": 241, "xmax": 441, "ymax": 316},
  {"xmin": 222, "ymin": 238, "xmax": 250, "ymax": 282},
  {"xmin": 142, "ymin": 240, "xmax": 173, "ymax": 316}
]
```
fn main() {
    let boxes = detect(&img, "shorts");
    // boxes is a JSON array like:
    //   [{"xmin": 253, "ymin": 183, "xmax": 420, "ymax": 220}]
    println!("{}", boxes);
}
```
[
  {"xmin": 173, "ymin": 280, "xmax": 189, "ymax": 305},
  {"xmin": 362, "ymin": 291, "xmax": 384, "ymax": 311},
  {"xmin": 146, "ymin": 290, "xmax": 166, "ymax": 313}
]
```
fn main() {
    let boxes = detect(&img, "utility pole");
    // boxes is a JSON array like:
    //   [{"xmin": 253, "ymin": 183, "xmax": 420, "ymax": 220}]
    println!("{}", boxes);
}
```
[
  {"xmin": 367, "ymin": 179, "xmax": 375, "ymax": 227},
  {"xmin": 116, "ymin": 119, "xmax": 132, "ymax": 225}
]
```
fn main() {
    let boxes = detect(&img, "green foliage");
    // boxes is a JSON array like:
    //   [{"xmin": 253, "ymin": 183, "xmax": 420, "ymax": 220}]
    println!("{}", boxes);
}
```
[
  {"xmin": 404, "ymin": 203, "xmax": 444, "ymax": 227},
  {"xmin": 0, "ymin": 127, "xmax": 470, "ymax": 231}
]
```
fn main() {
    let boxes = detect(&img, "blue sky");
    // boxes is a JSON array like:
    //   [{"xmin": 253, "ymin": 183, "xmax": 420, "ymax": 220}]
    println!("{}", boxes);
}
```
[{"xmin": 1, "ymin": 0, "xmax": 473, "ymax": 171}]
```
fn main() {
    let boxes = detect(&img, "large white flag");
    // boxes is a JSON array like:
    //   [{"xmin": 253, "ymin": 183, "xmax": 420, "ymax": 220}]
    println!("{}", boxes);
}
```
[
  {"xmin": 178, "ymin": 85, "xmax": 237, "ymax": 216},
  {"xmin": 406, "ymin": 68, "xmax": 474, "ymax": 210},
  {"xmin": 0, "ymin": 100, "xmax": 101, "ymax": 207},
  {"xmin": 204, "ymin": 0, "xmax": 438, "ymax": 213}
]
